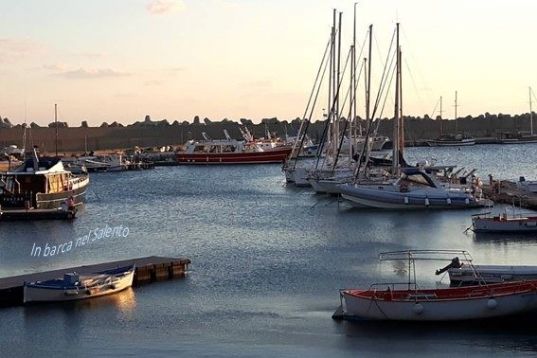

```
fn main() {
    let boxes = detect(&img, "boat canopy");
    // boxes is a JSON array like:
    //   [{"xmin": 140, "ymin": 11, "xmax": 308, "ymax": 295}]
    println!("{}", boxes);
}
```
[
  {"xmin": 400, "ymin": 168, "xmax": 437, "ymax": 188},
  {"xmin": 7, "ymin": 157, "xmax": 69, "ymax": 175}
]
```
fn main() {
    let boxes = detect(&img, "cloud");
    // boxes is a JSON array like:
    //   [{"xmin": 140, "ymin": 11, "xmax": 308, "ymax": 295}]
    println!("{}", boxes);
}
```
[
  {"xmin": 55, "ymin": 68, "xmax": 131, "ymax": 79},
  {"xmin": 78, "ymin": 52, "xmax": 107, "ymax": 59},
  {"xmin": 42, "ymin": 64, "xmax": 67, "ymax": 71},
  {"xmin": 0, "ymin": 38, "xmax": 43, "ymax": 62},
  {"xmin": 146, "ymin": 0, "xmax": 184, "ymax": 15},
  {"xmin": 144, "ymin": 80, "xmax": 163, "ymax": 86}
]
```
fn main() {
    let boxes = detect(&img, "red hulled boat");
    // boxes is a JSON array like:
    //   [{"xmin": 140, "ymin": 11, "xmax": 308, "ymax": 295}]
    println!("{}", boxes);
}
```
[{"xmin": 176, "ymin": 137, "xmax": 292, "ymax": 165}]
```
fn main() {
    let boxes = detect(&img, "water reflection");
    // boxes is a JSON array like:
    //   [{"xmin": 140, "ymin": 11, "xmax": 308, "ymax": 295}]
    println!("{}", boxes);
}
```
[
  {"xmin": 336, "ymin": 314, "xmax": 537, "ymax": 353},
  {"xmin": 473, "ymin": 232, "xmax": 537, "ymax": 244}
]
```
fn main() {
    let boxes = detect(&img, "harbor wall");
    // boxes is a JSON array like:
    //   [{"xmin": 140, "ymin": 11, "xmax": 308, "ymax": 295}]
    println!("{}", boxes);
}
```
[{"xmin": 0, "ymin": 113, "xmax": 533, "ymax": 153}]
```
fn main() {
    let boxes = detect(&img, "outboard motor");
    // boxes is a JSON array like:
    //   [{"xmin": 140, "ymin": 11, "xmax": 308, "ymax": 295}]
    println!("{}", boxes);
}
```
[{"xmin": 435, "ymin": 257, "xmax": 462, "ymax": 275}]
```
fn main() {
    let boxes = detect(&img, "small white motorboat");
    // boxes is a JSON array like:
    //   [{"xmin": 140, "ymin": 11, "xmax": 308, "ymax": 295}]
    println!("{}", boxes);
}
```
[
  {"xmin": 430, "ymin": 250, "xmax": 537, "ymax": 285},
  {"xmin": 335, "ymin": 250, "xmax": 537, "ymax": 321},
  {"xmin": 23, "ymin": 265, "xmax": 135, "ymax": 303},
  {"xmin": 447, "ymin": 264, "xmax": 537, "ymax": 285}
]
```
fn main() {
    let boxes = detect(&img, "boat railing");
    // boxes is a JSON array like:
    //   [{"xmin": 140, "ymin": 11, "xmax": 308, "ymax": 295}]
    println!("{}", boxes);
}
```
[
  {"xmin": 379, "ymin": 249, "xmax": 474, "ymax": 263},
  {"xmin": 367, "ymin": 282, "xmax": 419, "ymax": 292}
]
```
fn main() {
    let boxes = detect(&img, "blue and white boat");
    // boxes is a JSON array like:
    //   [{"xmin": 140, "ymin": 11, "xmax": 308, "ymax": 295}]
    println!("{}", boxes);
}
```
[
  {"xmin": 23, "ymin": 265, "xmax": 135, "ymax": 303},
  {"xmin": 338, "ymin": 168, "xmax": 491, "ymax": 209}
]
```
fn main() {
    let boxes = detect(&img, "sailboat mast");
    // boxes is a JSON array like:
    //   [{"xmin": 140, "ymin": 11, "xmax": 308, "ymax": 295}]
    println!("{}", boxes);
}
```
[
  {"xmin": 352, "ymin": 2, "xmax": 358, "ymax": 141},
  {"xmin": 530, "ymin": 86, "xmax": 534, "ymax": 136},
  {"xmin": 439, "ymin": 95, "xmax": 443, "ymax": 135},
  {"xmin": 336, "ymin": 11, "xmax": 342, "ymax": 158},
  {"xmin": 366, "ymin": 25, "xmax": 372, "ymax": 125},
  {"xmin": 454, "ymin": 90, "xmax": 458, "ymax": 133},
  {"xmin": 392, "ymin": 23, "xmax": 400, "ymax": 175},
  {"xmin": 349, "ymin": 44, "xmax": 355, "ymax": 160},
  {"xmin": 327, "ymin": 9, "xmax": 335, "ymax": 159},
  {"xmin": 398, "ymin": 41, "xmax": 404, "ymax": 154},
  {"xmin": 55, "ymin": 103, "xmax": 58, "ymax": 157}
]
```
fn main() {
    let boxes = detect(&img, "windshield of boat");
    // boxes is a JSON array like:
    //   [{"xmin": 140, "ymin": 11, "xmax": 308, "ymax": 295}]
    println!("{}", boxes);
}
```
[{"xmin": 401, "ymin": 172, "xmax": 436, "ymax": 188}]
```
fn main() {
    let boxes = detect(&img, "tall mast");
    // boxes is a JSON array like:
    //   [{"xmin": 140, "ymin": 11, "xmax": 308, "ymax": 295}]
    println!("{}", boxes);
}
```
[
  {"xmin": 349, "ymin": 44, "xmax": 355, "ymax": 160},
  {"xmin": 353, "ymin": 2, "xmax": 359, "ymax": 140},
  {"xmin": 335, "ymin": 11, "xmax": 342, "ymax": 157},
  {"xmin": 392, "ymin": 23, "xmax": 400, "ymax": 175},
  {"xmin": 530, "ymin": 86, "xmax": 534, "ymax": 136},
  {"xmin": 327, "ymin": 9, "xmax": 335, "ymax": 159},
  {"xmin": 55, "ymin": 103, "xmax": 58, "ymax": 157},
  {"xmin": 398, "ymin": 41, "xmax": 404, "ymax": 154},
  {"xmin": 366, "ymin": 24, "xmax": 372, "ymax": 125},
  {"xmin": 439, "ymin": 95, "xmax": 443, "ymax": 135},
  {"xmin": 454, "ymin": 90, "xmax": 458, "ymax": 133}
]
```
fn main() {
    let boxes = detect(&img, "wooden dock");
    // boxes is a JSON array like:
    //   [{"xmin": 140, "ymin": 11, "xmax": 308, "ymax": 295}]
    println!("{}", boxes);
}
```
[
  {"xmin": 483, "ymin": 181, "xmax": 537, "ymax": 210},
  {"xmin": 0, "ymin": 256, "xmax": 190, "ymax": 307}
]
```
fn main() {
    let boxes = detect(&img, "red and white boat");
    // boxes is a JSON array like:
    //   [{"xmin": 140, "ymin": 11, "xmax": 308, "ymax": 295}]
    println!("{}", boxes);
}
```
[
  {"xmin": 335, "ymin": 250, "xmax": 537, "ymax": 321},
  {"xmin": 176, "ymin": 133, "xmax": 291, "ymax": 165},
  {"xmin": 339, "ymin": 280, "xmax": 537, "ymax": 321}
]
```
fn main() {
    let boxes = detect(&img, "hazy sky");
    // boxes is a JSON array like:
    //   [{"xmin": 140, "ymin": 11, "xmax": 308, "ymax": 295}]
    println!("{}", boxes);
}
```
[{"xmin": 0, "ymin": 0, "xmax": 536, "ymax": 126}]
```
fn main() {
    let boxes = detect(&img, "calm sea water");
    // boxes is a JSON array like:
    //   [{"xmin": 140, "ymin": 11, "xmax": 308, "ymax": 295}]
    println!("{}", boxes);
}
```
[{"xmin": 1, "ymin": 144, "xmax": 537, "ymax": 357}]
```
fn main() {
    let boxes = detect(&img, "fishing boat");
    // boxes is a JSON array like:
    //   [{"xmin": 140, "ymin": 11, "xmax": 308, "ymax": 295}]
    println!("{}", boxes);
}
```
[
  {"xmin": 335, "ymin": 250, "xmax": 537, "ymax": 321},
  {"xmin": 23, "ymin": 265, "xmax": 135, "ymax": 303},
  {"xmin": 500, "ymin": 87, "xmax": 537, "ymax": 144},
  {"xmin": 176, "ymin": 132, "xmax": 291, "ymax": 165},
  {"xmin": 516, "ymin": 176, "xmax": 537, "ymax": 194},
  {"xmin": 426, "ymin": 135, "xmax": 475, "ymax": 147},
  {"xmin": 0, "ymin": 149, "xmax": 89, "ymax": 219},
  {"xmin": 339, "ymin": 168, "xmax": 490, "ymax": 209},
  {"xmin": 339, "ymin": 280, "xmax": 537, "ymax": 321},
  {"xmin": 471, "ymin": 211, "xmax": 537, "ymax": 233}
]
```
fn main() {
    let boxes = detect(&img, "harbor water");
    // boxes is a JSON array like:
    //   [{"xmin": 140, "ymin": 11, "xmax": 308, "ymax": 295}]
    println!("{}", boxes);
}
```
[{"xmin": 1, "ymin": 144, "xmax": 537, "ymax": 357}]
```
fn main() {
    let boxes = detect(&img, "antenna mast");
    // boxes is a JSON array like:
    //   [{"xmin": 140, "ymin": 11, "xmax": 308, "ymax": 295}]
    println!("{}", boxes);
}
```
[{"xmin": 55, "ymin": 103, "xmax": 58, "ymax": 157}]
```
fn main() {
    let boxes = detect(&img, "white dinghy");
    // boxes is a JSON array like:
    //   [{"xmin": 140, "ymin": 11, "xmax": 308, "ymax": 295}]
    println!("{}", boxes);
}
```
[{"xmin": 23, "ymin": 265, "xmax": 135, "ymax": 303}]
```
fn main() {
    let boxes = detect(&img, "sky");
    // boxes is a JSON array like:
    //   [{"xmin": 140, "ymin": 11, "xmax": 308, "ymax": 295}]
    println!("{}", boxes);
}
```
[{"xmin": 0, "ymin": 0, "xmax": 536, "ymax": 126}]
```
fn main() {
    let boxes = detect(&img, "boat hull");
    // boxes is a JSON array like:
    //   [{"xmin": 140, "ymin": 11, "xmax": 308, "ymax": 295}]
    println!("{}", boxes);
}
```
[
  {"xmin": 287, "ymin": 167, "xmax": 310, "ymax": 187},
  {"xmin": 340, "ymin": 282, "xmax": 537, "ymax": 321},
  {"xmin": 0, "ymin": 175, "xmax": 89, "ymax": 216},
  {"xmin": 23, "ymin": 268, "xmax": 134, "ymax": 303},
  {"xmin": 449, "ymin": 265, "xmax": 537, "ymax": 285},
  {"xmin": 427, "ymin": 139, "xmax": 475, "ymax": 147},
  {"xmin": 339, "ymin": 185, "xmax": 484, "ymax": 210},
  {"xmin": 473, "ymin": 217, "xmax": 537, "ymax": 233},
  {"xmin": 176, "ymin": 148, "xmax": 291, "ymax": 165}
]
